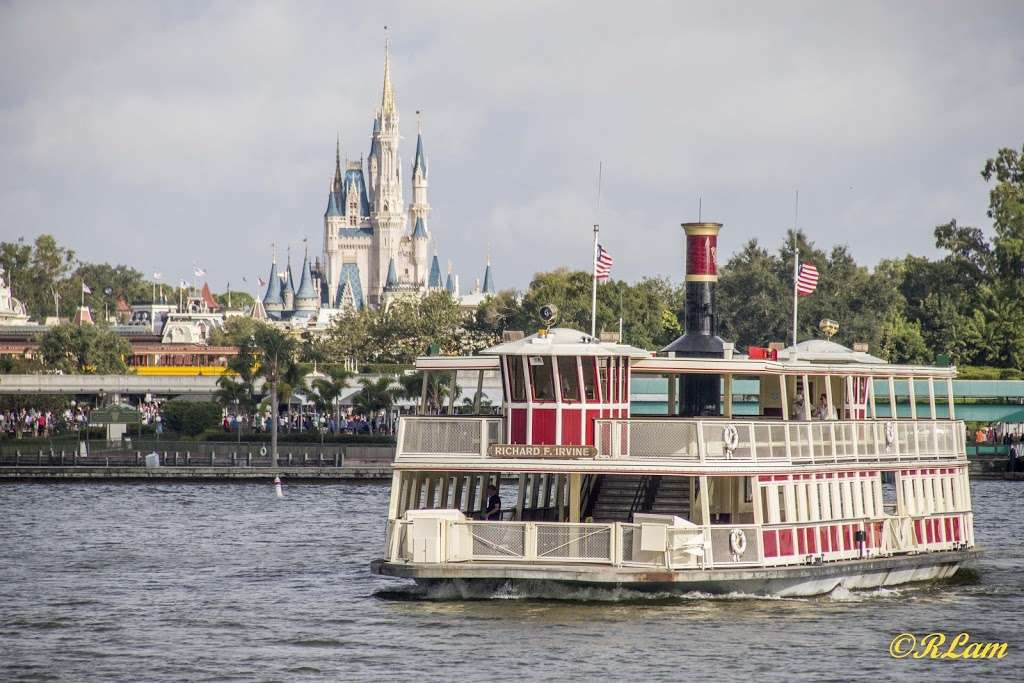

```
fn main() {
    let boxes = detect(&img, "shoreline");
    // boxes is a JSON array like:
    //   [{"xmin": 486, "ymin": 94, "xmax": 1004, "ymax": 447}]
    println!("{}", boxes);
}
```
[{"xmin": 0, "ymin": 465, "xmax": 391, "ymax": 482}]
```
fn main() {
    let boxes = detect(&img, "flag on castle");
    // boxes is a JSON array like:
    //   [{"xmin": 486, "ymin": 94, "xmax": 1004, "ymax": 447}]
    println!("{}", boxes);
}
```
[{"xmin": 81, "ymin": 282, "xmax": 91, "ymax": 294}]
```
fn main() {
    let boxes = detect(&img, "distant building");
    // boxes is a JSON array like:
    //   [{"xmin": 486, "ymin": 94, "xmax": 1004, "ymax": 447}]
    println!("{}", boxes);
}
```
[
  {"xmin": 260, "ymin": 40, "xmax": 495, "ymax": 324},
  {"xmin": 0, "ymin": 270, "xmax": 30, "ymax": 327}
]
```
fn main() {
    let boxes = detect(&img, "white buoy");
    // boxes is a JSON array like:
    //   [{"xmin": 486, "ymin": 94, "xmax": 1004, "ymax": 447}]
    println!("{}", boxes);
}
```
[{"xmin": 274, "ymin": 476, "xmax": 284, "ymax": 498}]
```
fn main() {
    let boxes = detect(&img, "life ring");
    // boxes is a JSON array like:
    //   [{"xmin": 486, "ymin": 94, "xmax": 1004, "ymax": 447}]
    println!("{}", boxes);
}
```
[
  {"xmin": 729, "ymin": 528, "xmax": 747, "ymax": 555},
  {"xmin": 722, "ymin": 424, "xmax": 740, "ymax": 454},
  {"xmin": 884, "ymin": 421, "xmax": 897, "ymax": 447},
  {"xmin": 260, "ymin": 446, "xmax": 268, "ymax": 456}
]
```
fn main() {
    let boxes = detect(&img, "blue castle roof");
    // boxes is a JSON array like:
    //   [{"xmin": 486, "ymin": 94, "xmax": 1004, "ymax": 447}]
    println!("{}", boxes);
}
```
[
  {"xmin": 342, "ymin": 168, "xmax": 371, "ymax": 217},
  {"xmin": 413, "ymin": 132, "xmax": 427, "ymax": 178},
  {"xmin": 385, "ymin": 257, "xmax": 399, "ymax": 288},
  {"xmin": 325, "ymin": 191, "xmax": 342, "ymax": 218},
  {"xmin": 262, "ymin": 261, "xmax": 282, "ymax": 307},
  {"xmin": 445, "ymin": 271, "xmax": 455, "ymax": 294},
  {"xmin": 294, "ymin": 253, "xmax": 318, "ymax": 303},
  {"xmin": 428, "ymin": 254, "xmax": 442, "ymax": 289},
  {"xmin": 412, "ymin": 216, "xmax": 428, "ymax": 239},
  {"xmin": 335, "ymin": 263, "xmax": 364, "ymax": 310},
  {"xmin": 482, "ymin": 262, "xmax": 495, "ymax": 294}
]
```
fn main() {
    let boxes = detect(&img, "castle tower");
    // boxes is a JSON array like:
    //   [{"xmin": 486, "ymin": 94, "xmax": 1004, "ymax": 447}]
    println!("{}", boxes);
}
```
[
  {"xmin": 294, "ymin": 242, "xmax": 320, "ymax": 317},
  {"xmin": 324, "ymin": 138, "xmax": 344, "ymax": 295},
  {"xmin": 281, "ymin": 247, "xmax": 296, "ymax": 313},
  {"xmin": 262, "ymin": 245, "xmax": 284, "ymax": 318},
  {"xmin": 368, "ymin": 36, "xmax": 405, "ymax": 306},
  {"xmin": 409, "ymin": 112, "xmax": 430, "ymax": 229}
]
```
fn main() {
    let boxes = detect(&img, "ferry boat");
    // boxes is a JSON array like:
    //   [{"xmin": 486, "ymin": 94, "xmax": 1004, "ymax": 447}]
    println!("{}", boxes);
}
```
[{"xmin": 370, "ymin": 223, "xmax": 978, "ymax": 597}]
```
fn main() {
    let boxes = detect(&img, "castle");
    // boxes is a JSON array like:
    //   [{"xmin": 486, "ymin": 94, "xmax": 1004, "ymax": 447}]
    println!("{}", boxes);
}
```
[{"xmin": 260, "ymin": 42, "xmax": 494, "ymax": 323}]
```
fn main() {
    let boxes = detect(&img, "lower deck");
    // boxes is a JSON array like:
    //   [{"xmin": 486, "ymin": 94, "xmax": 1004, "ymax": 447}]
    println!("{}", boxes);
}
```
[
  {"xmin": 383, "ymin": 464, "xmax": 975, "ymax": 573},
  {"xmin": 371, "ymin": 548, "xmax": 979, "ymax": 598}
]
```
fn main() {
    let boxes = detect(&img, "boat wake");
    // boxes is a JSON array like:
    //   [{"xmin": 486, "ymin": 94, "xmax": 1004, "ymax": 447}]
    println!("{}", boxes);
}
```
[{"xmin": 374, "ymin": 580, "xmax": 802, "ymax": 604}]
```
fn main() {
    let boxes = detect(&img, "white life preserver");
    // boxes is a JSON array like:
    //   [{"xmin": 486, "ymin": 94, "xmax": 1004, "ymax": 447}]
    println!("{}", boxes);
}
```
[
  {"xmin": 885, "ymin": 421, "xmax": 897, "ymax": 447},
  {"xmin": 722, "ymin": 424, "xmax": 740, "ymax": 454},
  {"xmin": 260, "ymin": 445, "xmax": 268, "ymax": 456},
  {"xmin": 729, "ymin": 528, "xmax": 747, "ymax": 556}
]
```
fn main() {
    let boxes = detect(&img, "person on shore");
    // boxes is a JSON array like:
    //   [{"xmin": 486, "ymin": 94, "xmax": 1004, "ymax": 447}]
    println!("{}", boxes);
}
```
[
  {"xmin": 484, "ymin": 484, "xmax": 502, "ymax": 520},
  {"xmin": 1009, "ymin": 436, "xmax": 1022, "ymax": 474}
]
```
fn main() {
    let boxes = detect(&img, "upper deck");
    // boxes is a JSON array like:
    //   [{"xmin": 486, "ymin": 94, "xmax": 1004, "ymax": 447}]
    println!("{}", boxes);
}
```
[
  {"xmin": 396, "ymin": 415, "xmax": 965, "ymax": 471},
  {"xmin": 398, "ymin": 332, "xmax": 966, "ymax": 472}
]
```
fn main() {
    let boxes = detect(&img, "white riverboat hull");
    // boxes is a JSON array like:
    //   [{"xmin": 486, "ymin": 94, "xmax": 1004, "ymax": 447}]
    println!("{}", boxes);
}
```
[{"xmin": 371, "ymin": 548, "xmax": 979, "ymax": 598}]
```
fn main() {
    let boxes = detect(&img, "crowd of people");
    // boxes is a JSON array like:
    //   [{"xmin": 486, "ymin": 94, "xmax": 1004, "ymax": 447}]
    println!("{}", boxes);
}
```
[
  {"xmin": 0, "ymin": 405, "xmax": 93, "ymax": 438},
  {"xmin": 220, "ymin": 411, "xmax": 394, "ymax": 436}
]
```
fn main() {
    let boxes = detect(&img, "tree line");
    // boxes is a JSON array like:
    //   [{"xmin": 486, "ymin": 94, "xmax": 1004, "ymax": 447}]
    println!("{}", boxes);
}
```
[{"xmin": 3, "ymin": 143, "xmax": 1022, "ymax": 375}]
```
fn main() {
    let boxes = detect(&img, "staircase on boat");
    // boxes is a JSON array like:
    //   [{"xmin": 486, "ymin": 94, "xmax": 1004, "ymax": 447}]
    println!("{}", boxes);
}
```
[{"xmin": 585, "ymin": 475, "xmax": 692, "ymax": 522}]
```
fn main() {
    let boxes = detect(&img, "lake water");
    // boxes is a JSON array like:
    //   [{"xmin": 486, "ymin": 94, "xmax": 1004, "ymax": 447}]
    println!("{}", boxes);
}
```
[{"xmin": 1, "ymin": 479, "xmax": 1020, "ymax": 682}]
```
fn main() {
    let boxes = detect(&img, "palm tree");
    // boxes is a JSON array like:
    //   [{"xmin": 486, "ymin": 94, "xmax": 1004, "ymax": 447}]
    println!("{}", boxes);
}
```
[
  {"xmin": 252, "ymin": 325, "xmax": 298, "ymax": 467},
  {"xmin": 353, "ymin": 376, "xmax": 400, "ymax": 433},
  {"xmin": 395, "ymin": 371, "xmax": 460, "ymax": 414},
  {"xmin": 214, "ymin": 374, "xmax": 254, "ymax": 438},
  {"xmin": 311, "ymin": 368, "xmax": 353, "ymax": 430}
]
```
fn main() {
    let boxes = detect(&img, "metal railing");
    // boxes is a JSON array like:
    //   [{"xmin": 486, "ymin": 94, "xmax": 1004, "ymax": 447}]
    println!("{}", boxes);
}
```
[
  {"xmin": 596, "ymin": 418, "xmax": 965, "ymax": 465},
  {"xmin": 397, "ymin": 417, "xmax": 503, "ymax": 458}
]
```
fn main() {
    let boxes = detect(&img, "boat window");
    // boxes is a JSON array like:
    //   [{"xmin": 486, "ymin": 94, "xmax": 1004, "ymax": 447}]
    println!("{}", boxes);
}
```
[
  {"xmin": 557, "ymin": 356, "xmax": 580, "ymax": 402},
  {"xmin": 598, "ymin": 358, "xmax": 610, "ymax": 403},
  {"xmin": 582, "ymin": 357, "xmax": 597, "ymax": 401},
  {"xmin": 507, "ymin": 356, "xmax": 525, "ymax": 402},
  {"xmin": 529, "ymin": 356, "xmax": 556, "ymax": 402}
]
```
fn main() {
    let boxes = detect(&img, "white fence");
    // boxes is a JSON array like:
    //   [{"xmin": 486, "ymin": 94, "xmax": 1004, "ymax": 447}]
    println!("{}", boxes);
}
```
[
  {"xmin": 595, "ymin": 418, "xmax": 965, "ymax": 465},
  {"xmin": 398, "ymin": 417, "xmax": 503, "ymax": 458},
  {"xmin": 388, "ymin": 514, "xmax": 970, "ymax": 571},
  {"xmin": 396, "ymin": 415, "xmax": 965, "ymax": 465}
]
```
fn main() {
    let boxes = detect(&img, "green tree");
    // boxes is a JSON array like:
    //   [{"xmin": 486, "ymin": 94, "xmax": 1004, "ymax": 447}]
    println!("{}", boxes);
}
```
[
  {"xmin": 310, "ymin": 368, "xmax": 353, "ymax": 426},
  {"xmin": 250, "ymin": 323, "xmax": 299, "ymax": 466},
  {"xmin": 38, "ymin": 324, "xmax": 132, "ymax": 374},
  {"xmin": 162, "ymin": 400, "xmax": 222, "ymax": 437},
  {"xmin": 72, "ymin": 262, "xmax": 149, "ymax": 322},
  {"xmin": 352, "ymin": 376, "xmax": 399, "ymax": 431},
  {"xmin": 215, "ymin": 291, "xmax": 255, "ymax": 310},
  {"xmin": 0, "ymin": 235, "xmax": 75, "ymax": 320}
]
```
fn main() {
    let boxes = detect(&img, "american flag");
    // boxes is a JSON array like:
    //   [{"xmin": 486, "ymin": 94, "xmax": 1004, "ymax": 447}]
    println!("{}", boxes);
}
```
[
  {"xmin": 594, "ymin": 243, "xmax": 613, "ymax": 280},
  {"xmin": 796, "ymin": 262, "xmax": 819, "ymax": 296}
]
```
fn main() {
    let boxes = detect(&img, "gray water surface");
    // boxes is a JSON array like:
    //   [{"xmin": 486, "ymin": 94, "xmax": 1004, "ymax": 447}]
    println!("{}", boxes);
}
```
[{"xmin": 1, "ymin": 479, "xmax": 1020, "ymax": 682}]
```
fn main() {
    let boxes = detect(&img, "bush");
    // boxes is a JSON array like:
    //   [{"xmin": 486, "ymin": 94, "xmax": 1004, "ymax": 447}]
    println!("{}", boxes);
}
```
[
  {"xmin": 193, "ymin": 429, "xmax": 395, "ymax": 445},
  {"xmin": 958, "ymin": 365, "xmax": 1024, "ymax": 380},
  {"xmin": 162, "ymin": 401, "xmax": 222, "ymax": 437}
]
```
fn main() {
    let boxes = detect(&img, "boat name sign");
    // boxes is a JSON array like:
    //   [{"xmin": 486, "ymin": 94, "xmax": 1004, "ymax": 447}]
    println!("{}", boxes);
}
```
[{"xmin": 487, "ymin": 444, "xmax": 597, "ymax": 459}]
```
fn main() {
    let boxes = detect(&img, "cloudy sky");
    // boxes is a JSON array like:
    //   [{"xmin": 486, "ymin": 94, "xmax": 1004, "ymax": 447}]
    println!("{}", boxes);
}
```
[{"xmin": 2, "ymin": 1, "xmax": 1022, "ymax": 292}]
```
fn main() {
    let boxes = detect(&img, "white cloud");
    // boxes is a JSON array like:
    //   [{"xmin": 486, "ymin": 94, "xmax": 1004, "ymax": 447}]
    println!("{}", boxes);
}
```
[{"xmin": 0, "ymin": 0, "xmax": 1021, "ymax": 291}]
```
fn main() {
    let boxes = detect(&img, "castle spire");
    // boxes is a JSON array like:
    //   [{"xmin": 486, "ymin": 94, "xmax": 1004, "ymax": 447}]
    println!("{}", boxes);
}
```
[
  {"xmin": 412, "ymin": 110, "xmax": 427, "ymax": 179},
  {"xmin": 380, "ymin": 29, "xmax": 397, "ymax": 117},
  {"xmin": 333, "ymin": 134, "xmax": 342, "ymax": 191}
]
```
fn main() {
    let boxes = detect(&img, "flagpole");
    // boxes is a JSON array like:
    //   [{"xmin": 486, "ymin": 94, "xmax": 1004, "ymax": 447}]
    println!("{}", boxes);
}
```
[
  {"xmin": 591, "ymin": 224, "xmax": 599, "ymax": 338},
  {"xmin": 590, "ymin": 162, "xmax": 603, "ymax": 339},
  {"xmin": 791, "ymin": 190, "xmax": 800, "ymax": 360},
  {"xmin": 81, "ymin": 278, "xmax": 85, "ymax": 308}
]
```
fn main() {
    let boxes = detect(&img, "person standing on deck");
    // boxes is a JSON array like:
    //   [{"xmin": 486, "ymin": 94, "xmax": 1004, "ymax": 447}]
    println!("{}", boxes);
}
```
[{"xmin": 484, "ymin": 485, "xmax": 502, "ymax": 520}]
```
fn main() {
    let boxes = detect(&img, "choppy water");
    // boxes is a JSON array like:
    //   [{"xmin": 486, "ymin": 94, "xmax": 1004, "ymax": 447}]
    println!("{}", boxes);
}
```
[{"xmin": 1, "ymin": 479, "xmax": 1020, "ymax": 682}]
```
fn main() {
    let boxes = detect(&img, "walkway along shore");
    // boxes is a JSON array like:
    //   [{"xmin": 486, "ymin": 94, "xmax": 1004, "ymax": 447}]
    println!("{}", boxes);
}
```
[{"xmin": 0, "ymin": 443, "xmax": 394, "ymax": 481}]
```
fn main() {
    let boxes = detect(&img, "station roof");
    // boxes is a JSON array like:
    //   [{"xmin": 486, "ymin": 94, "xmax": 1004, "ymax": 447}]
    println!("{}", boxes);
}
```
[
  {"xmin": 482, "ymin": 328, "xmax": 650, "ymax": 358},
  {"xmin": 777, "ymin": 339, "xmax": 886, "ymax": 364}
]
